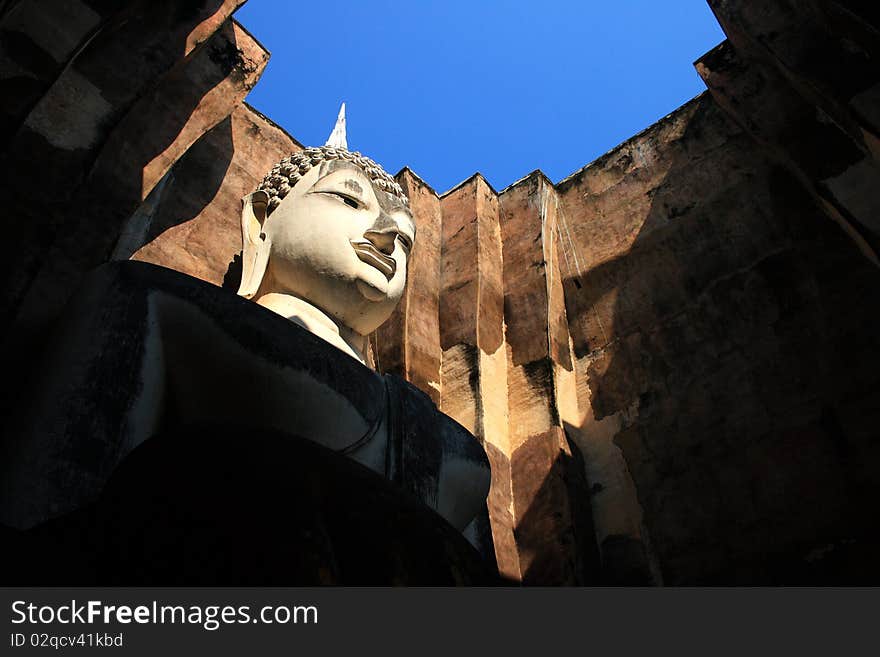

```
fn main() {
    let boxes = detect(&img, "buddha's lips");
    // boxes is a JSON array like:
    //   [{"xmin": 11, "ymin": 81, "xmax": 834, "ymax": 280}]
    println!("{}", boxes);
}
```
[{"xmin": 350, "ymin": 240, "xmax": 396, "ymax": 279}]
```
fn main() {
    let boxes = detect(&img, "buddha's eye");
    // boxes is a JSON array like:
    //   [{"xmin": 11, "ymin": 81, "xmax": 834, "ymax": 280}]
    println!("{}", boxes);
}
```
[{"xmin": 324, "ymin": 191, "xmax": 361, "ymax": 209}]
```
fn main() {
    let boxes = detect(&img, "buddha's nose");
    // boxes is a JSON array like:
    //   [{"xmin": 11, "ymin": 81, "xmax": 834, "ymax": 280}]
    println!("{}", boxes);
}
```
[{"xmin": 363, "ymin": 213, "xmax": 400, "ymax": 255}]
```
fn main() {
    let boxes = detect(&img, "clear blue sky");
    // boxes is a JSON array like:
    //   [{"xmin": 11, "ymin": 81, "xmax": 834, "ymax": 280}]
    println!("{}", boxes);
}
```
[{"xmin": 235, "ymin": 1, "xmax": 725, "ymax": 193}]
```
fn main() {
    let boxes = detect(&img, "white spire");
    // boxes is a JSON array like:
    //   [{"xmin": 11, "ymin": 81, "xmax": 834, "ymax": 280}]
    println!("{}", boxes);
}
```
[{"xmin": 324, "ymin": 102, "xmax": 347, "ymax": 149}]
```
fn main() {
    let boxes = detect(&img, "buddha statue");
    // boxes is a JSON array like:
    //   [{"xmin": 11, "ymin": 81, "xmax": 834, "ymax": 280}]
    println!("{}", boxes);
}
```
[
  {"xmin": 238, "ymin": 105, "xmax": 414, "ymax": 365},
  {"xmin": 0, "ymin": 106, "xmax": 495, "ymax": 583}
]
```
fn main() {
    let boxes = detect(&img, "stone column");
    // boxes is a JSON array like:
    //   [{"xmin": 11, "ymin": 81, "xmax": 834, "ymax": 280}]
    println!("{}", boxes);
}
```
[
  {"xmin": 371, "ymin": 168, "xmax": 442, "ymax": 405},
  {"xmin": 438, "ymin": 174, "xmax": 517, "ymax": 578},
  {"xmin": 499, "ymin": 172, "xmax": 597, "ymax": 584},
  {"xmin": 132, "ymin": 104, "xmax": 303, "ymax": 285}
]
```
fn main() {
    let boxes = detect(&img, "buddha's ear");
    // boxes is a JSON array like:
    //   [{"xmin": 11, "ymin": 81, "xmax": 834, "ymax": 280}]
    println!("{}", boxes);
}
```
[{"xmin": 237, "ymin": 190, "xmax": 270, "ymax": 299}]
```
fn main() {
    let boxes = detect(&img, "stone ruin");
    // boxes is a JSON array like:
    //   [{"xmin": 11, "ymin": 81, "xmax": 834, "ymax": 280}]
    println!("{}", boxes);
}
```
[{"xmin": 1, "ymin": 0, "xmax": 879, "ymax": 584}]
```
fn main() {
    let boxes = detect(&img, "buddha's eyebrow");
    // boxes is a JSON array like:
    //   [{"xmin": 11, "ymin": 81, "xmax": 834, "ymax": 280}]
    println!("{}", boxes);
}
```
[{"xmin": 343, "ymin": 178, "xmax": 364, "ymax": 196}]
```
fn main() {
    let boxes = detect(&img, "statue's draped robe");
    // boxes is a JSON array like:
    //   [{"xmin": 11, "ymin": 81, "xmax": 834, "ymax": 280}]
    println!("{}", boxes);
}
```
[{"xmin": 1, "ymin": 262, "xmax": 495, "ymax": 583}]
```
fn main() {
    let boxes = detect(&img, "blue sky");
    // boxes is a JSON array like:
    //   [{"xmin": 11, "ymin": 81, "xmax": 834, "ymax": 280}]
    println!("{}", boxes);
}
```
[{"xmin": 235, "ymin": 1, "xmax": 725, "ymax": 193}]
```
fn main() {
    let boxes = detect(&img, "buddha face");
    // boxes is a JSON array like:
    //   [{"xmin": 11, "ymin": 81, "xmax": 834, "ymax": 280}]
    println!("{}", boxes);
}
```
[{"xmin": 245, "ymin": 159, "xmax": 415, "ymax": 336}]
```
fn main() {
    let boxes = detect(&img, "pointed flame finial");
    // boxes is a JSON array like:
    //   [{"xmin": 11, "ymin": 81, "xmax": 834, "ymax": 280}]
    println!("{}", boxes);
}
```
[{"xmin": 324, "ymin": 102, "xmax": 347, "ymax": 149}]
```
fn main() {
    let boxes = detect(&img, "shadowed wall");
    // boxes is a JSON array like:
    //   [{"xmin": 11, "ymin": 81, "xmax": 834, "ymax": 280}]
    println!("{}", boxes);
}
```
[{"xmin": 1, "ymin": 0, "xmax": 878, "ymax": 584}]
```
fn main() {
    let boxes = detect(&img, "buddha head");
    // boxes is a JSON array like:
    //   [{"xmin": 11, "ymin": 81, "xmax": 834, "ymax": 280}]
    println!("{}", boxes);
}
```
[{"xmin": 237, "ymin": 106, "xmax": 415, "ymax": 360}]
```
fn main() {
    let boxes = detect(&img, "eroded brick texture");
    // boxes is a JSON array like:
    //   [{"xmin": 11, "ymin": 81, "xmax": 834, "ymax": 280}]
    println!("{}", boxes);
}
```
[
  {"xmin": 0, "ymin": 1, "xmax": 258, "ymax": 427},
  {"xmin": 2, "ymin": 1, "xmax": 878, "ymax": 585},
  {"xmin": 372, "ymin": 169, "xmax": 442, "ymax": 405},
  {"xmin": 558, "ymin": 92, "xmax": 880, "ymax": 583}
]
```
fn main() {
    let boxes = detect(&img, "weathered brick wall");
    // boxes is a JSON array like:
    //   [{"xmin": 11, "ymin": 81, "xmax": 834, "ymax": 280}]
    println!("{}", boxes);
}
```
[
  {"xmin": 558, "ymin": 94, "xmax": 880, "ymax": 584},
  {"xmin": 372, "ymin": 169, "xmax": 442, "ymax": 406},
  {"xmin": 2, "ymin": 1, "xmax": 878, "ymax": 584},
  {"xmin": 0, "ymin": 0, "xmax": 265, "ymax": 423},
  {"xmin": 131, "ymin": 104, "xmax": 301, "ymax": 284}
]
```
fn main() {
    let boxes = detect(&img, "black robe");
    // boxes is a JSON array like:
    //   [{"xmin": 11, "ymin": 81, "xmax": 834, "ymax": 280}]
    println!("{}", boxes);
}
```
[{"xmin": 0, "ymin": 262, "xmax": 497, "ymax": 584}]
